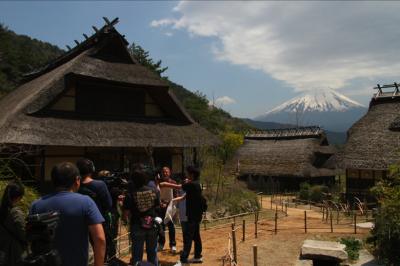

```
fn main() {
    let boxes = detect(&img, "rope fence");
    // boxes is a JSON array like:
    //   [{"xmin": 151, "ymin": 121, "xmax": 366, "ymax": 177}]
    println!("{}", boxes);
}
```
[{"xmin": 109, "ymin": 194, "xmax": 374, "ymax": 264}]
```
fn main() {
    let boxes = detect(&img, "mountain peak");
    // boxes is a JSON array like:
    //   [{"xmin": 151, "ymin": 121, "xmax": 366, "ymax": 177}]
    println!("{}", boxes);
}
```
[{"xmin": 265, "ymin": 89, "xmax": 365, "ymax": 114}]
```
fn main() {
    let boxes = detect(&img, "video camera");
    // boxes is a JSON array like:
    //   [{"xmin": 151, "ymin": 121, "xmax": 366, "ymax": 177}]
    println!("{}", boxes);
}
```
[{"xmin": 23, "ymin": 211, "xmax": 61, "ymax": 266}]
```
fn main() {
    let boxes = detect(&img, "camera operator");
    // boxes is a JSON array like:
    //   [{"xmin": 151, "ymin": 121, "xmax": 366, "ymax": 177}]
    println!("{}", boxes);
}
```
[
  {"xmin": 30, "ymin": 162, "xmax": 105, "ymax": 266},
  {"xmin": 97, "ymin": 170, "xmax": 125, "ymax": 262}
]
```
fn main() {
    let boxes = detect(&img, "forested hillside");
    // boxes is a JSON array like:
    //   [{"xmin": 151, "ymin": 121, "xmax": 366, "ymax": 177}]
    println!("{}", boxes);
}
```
[
  {"xmin": 0, "ymin": 24, "xmax": 63, "ymax": 95},
  {"xmin": 0, "ymin": 25, "xmax": 251, "ymax": 135}
]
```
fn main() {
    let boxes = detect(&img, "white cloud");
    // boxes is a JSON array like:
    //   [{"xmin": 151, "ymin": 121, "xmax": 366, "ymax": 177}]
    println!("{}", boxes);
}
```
[
  {"xmin": 150, "ymin": 18, "xmax": 177, "ymax": 28},
  {"xmin": 152, "ymin": 2, "xmax": 400, "ymax": 92},
  {"xmin": 212, "ymin": 96, "xmax": 236, "ymax": 106}
]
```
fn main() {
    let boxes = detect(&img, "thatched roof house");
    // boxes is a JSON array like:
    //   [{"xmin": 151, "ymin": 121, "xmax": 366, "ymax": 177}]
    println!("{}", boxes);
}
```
[
  {"xmin": 343, "ymin": 83, "xmax": 400, "ymax": 198},
  {"xmin": 231, "ymin": 126, "xmax": 336, "ymax": 192},
  {"xmin": 0, "ymin": 18, "xmax": 219, "ymax": 181}
]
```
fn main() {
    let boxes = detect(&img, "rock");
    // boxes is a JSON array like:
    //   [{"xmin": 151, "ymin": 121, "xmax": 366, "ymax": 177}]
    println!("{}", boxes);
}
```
[
  {"xmin": 356, "ymin": 222, "xmax": 374, "ymax": 229},
  {"xmin": 301, "ymin": 240, "xmax": 348, "ymax": 262}
]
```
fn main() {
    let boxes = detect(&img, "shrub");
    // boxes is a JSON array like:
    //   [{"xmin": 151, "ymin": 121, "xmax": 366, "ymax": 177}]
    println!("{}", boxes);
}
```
[
  {"xmin": 299, "ymin": 183, "xmax": 329, "ymax": 203},
  {"xmin": 299, "ymin": 182, "xmax": 310, "ymax": 200},
  {"xmin": 309, "ymin": 185, "xmax": 329, "ymax": 203},
  {"xmin": 368, "ymin": 165, "xmax": 400, "ymax": 265},
  {"xmin": 340, "ymin": 237, "xmax": 362, "ymax": 261}
]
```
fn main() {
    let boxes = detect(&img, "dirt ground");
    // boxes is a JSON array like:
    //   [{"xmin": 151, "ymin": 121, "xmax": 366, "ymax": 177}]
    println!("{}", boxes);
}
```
[{"xmin": 120, "ymin": 196, "xmax": 370, "ymax": 266}]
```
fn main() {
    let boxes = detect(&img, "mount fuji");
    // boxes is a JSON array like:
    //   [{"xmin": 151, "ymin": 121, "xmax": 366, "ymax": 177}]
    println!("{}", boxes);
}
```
[{"xmin": 255, "ymin": 89, "xmax": 367, "ymax": 132}]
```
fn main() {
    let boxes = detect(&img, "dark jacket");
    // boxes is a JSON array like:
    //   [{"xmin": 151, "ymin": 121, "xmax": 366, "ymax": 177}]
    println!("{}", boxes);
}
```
[{"xmin": 0, "ymin": 207, "xmax": 26, "ymax": 266}]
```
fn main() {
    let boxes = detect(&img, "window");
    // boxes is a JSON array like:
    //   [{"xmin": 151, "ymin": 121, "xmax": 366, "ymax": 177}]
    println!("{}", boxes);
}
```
[{"xmin": 75, "ymin": 80, "xmax": 145, "ymax": 118}]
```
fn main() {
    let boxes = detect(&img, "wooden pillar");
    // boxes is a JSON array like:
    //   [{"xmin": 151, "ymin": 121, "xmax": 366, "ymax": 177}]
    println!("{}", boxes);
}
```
[
  {"xmin": 231, "ymin": 223, "xmax": 237, "ymax": 263},
  {"xmin": 242, "ymin": 220, "xmax": 246, "ymax": 242},
  {"xmin": 354, "ymin": 213, "xmax": 357, "ymax": 234},
  {"xmin": 253, "ymin": 245, "xmax": 258, "ymax": 266},
  {"xmin": 304, "ymin": 211, "xmax": 307, "ymax": 233},
  {"xmin": 40, "ymin": 147, "xmax": 46, "ymax": 181},
  {"xmin": 119, "ymin": 147, "xmax": 125, "ymax": 172},
  {"xmin": 193, "ymin": 147, "xmax": 198, "ymax": 166}
]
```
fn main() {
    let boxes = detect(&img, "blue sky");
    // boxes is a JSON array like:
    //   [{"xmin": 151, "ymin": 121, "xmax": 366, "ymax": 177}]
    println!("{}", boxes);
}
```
[{"xmin": 1, "ymin": 1, "xmax": 400, "ymax": 118}]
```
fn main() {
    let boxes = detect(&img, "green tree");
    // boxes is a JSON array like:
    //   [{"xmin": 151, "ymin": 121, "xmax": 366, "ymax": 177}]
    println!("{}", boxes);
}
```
[
  {"xmin": 218, "ymin": 132, "xmax": 244, "ymax": 163},
  {"xmin": 128, "ymin": 42, "xmax": 168, "ymax": 77},
  {"xmin": 369, "ymin": 164, "xmax": 400, "ymax": 265}
]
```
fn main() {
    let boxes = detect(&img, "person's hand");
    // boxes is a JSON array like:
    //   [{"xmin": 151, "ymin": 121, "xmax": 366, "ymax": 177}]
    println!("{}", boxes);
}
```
[{"xmin": 159, "ymin": 182, "xmax": 166, "ymax": 187}]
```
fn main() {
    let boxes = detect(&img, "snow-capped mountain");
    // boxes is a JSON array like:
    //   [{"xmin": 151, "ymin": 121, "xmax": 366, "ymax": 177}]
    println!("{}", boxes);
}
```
[{"xmin": 255, "ymin": 90, "xmax": 367, "ymax": 132}]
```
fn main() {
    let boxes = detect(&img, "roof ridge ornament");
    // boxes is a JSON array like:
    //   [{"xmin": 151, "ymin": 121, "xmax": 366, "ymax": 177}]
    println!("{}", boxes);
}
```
[{"xmin": 373, "ymin": 82, "xmax": 400, "ymax": 99}]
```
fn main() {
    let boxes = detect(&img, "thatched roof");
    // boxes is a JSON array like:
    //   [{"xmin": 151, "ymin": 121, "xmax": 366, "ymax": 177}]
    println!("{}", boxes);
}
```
[
  {"xmin": 344, "ymin": 84, "xmax": 400, "ymax": 170},
  {"xmin": 0, "ymin": 18, "xmax": 219, "ymax": 148},
  {"xmin": 229, "ymin": 127, "xmax": 336, "ymax": 178}
]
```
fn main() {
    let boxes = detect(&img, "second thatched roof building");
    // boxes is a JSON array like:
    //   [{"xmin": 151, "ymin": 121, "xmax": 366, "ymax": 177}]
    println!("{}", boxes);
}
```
[{"xmin": 228, "ymin": 126, "xmax": 337, "ymax": 193}]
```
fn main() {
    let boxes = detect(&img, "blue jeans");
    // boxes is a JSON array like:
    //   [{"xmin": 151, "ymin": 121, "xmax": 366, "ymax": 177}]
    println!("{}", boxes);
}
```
[
  {"xmin": 131, "ymin": 224, "xmax": 158, "ymax": 266},
  {"xmin": 180, "ymin": 221, "xmax": 202, "ymax": 262}
]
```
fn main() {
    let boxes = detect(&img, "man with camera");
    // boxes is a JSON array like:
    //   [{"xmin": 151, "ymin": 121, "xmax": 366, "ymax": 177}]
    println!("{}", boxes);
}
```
[{"xmin": 30, "ymin": 162, "xmax": 106, "ymax": 266}]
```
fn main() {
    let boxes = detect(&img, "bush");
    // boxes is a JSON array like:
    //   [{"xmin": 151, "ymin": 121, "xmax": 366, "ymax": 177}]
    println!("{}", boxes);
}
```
[
  {"xmin": 368, "ymin": 165, "xmax": 400, "ymax": 265},
  {"xmin": 340, "ymin": 237, "xmax": 362, "ymax": 261},
  {"xmin": 309, "ymin": 185, "xmax": 329, "ymax": 203},
  {"xmin": 298, "ymin": 183, "xmax": 329, "ymax": 203},
  {"xmin": 205, "ymin": 181, "xmax": 260, "ymax": 218},
  {"xmin": 299, "ymin": 182, "xmax": 310, "ymax": 200}
]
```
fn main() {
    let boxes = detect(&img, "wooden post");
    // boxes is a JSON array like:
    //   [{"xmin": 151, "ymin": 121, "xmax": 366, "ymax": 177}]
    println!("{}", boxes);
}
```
[
  {"xmin": 260, "ymin": 195, "xmax": 263, "ymax": 209},
  {"xmin": 232, "ymin": 223, "xmax": 237, "ymax": 263},
  {"xmin": 285, "ymin": 203, "xmax": 288, "ymax": 216},
  {"xmin": 253, "ymin": 245, "xmax": 258, "ymax": 266},
  {"xmin": 274, "ymin": 210, "xmax": 278, "ymax": 234},
  {"xmin": 242, "ymin": 219, "xmax": 246, "ymax": 242},
  {"xmin": 254, "ymin": 212, "xmax": 258, "ymax": 238},
  {"xmin": 304, "ymin": 211, "xmax": 307, "ymax": 233},
  {"xmin": 354, "ymin": 213, "xmax": 357, "ymax": 234},
  {"xmin": 322, "ymin": 207, "xmax": 325, "ymax": 221},
  {"xmin": 330, "ymin": 211, "xmax": 333, "ymax": 233}
]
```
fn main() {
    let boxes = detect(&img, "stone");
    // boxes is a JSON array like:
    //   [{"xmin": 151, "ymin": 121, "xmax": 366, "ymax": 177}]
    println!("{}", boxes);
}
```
[
  {"xmin": 356, "ymin": 222, "xmax": 374, "ymax": 229},
  {"xmin": 301, "ymin": 240, "xmax": 348, "ymax": 262}
]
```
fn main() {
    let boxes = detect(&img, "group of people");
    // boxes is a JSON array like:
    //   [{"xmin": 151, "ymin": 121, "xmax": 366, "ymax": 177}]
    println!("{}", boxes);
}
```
[{"xmin": 0, "ymin": 158, "xmax": 206, "ymax": 266}]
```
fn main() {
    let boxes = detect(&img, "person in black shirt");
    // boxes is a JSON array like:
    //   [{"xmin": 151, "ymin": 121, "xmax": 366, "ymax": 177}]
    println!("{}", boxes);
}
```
[
  {"xmin": 160, "ymin": 166, "xmax": 204, "ymax": 265},
  {"xmin": 76, "ymin": 158, "xmax": 113, "ymax": 262},
  {"xmin": 123, "ymin": 170, "xmax": 160, "ymax": 266}
]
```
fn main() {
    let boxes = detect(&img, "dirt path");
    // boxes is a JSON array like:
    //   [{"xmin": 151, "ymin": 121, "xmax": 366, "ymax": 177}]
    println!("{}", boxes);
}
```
[{"xmin": 121, "ymin": 196, "xmax": 370, "ymax": 266}]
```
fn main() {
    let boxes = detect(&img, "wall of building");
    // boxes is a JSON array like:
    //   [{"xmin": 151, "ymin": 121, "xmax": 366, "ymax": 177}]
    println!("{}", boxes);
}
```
[{"xmin": 40, "ymin": 146, "xmax": 185, "ymax": 180}]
